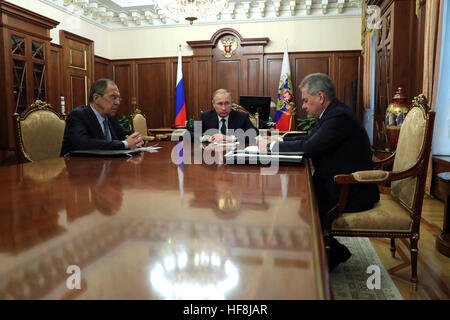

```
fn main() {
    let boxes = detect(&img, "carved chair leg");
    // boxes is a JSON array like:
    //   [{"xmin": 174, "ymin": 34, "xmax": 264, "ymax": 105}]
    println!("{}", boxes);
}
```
[
  {"xmin": 410, "ymin": 237, "xmax": 419, "ymax": 291},
  {"xmin": 390, "ymin": 238, "xmax": 396, "ymax": 257}
]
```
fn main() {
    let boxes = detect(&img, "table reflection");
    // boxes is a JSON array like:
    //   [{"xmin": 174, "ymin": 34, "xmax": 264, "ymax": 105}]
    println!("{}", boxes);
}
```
[
  {"xmin": 149, "ymin": 238, "xmax": 239, "ymax": 299},
  {"xmin": 64, "ymin": 154, "xmax": 144, "ymax": 217},
  {"xmin": 0, "ymin": 158, "xmax": 67, "ymax": 253}
]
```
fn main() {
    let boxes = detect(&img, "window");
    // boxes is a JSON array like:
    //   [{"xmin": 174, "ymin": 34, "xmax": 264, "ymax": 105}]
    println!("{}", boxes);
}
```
[{"xmin": 432, "ymin": 0, "xmax": 450, "ymax": 156}]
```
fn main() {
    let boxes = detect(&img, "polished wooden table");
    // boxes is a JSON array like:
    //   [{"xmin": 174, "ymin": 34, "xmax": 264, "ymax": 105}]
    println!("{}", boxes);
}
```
[
  {"xmin": 436, "ymin": 172, "xmax": 450, "ymax": 257},
  {"xmin": 0, "ymin": 141, "xmax": 330, "ymax": 299}
]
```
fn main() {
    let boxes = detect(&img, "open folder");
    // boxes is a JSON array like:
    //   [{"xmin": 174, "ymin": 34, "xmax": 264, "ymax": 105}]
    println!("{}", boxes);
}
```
[
  {"xmin": 65, "ymin": 146, "xmax": 161, "ymax": 158},
  {"xmin": 224, "ymin": 149, "xmax": 304, "ymax": 165},
  {"xmin": 66, "ymin": 149, "xmax": 143, "ymax": 158}
]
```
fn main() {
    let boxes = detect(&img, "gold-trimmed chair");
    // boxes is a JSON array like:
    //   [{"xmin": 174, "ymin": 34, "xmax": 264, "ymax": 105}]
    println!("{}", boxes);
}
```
[
  {"xmin": 323, "ymin": 94, "xmax": 435, "ymax": 290},
  {"xmin": 232, "ymin": 103, "xmax": 259, "ymax": 129},
  {"xmin": 131, "ymin": 108, "xmax": 155, "ymax": 144},
  {"xmin": 14, "ymin": 100, "xmax": 66, "ymax": 162}
]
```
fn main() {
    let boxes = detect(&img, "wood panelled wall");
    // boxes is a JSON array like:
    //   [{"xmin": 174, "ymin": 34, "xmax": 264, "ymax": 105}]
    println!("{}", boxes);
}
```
[
  {"xmin": 0, "ymin": 7, "xmax": 364, "ymax": 166},
  {"xmin": 91, "ymin": 49, "xmax": 362, "ymax": 129},
  {"xmin": 7, "ymin": 25, "xmax": 362, "ymax": 135},
  {"xmin": 92, "ymin": 29, "xmax": 362, "ymax": 128},
  {"xmin": 265, "ymin": 51, "xmax": 362, "ymax": 120}
]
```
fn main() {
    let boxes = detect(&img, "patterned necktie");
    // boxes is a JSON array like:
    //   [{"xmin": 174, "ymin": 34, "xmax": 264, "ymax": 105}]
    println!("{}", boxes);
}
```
[
  {"xmin": 103, "ymin": 118, "xmax": 112, "ymax": 142},
  {"xmin": 220, "ymin": 118, "xmax": 227, "ymax": 135}
]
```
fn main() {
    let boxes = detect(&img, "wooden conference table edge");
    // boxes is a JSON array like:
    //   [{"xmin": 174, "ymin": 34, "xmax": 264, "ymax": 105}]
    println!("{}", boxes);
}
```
[{"xmin": 304, "ymin": 158, "xmax": 332, "ymax": 300}]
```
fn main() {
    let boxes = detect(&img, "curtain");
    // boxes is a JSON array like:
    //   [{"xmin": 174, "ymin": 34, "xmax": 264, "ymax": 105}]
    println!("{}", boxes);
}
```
[
  {"xmin": 422, "ymin": 0, "xmax": 444, "ymax": 195},
  {"xmin": 363, "ymin": 31, "xmax": 374, "ymax": 110},
  {"xmin": 361, "ymin": 1, "xmax": 367, "ymax": 56},
  {"xmin": 362, "ymin": 0, "xmax": 376, "ymax": 110}
]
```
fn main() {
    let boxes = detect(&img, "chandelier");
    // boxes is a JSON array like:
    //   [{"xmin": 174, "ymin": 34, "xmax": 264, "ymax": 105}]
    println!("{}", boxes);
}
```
[{"xmin": 156, "ymin": 0, "xmax": 229, "ymax": 25}]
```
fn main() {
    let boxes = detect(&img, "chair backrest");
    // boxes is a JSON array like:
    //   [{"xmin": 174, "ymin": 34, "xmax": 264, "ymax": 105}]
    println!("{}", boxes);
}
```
[
  {"xmin": 391, "ymin": 94, "xmax": 435, "ymax": 212},
  {"xmin": 131, "ymin": 108, "xmax": 148, "ymax": 136},
  {"xmin": 232, "ymin": 103, "xmax": 259, "ymax": 128},
  {"xmin": 15, "ymin": 100, "xmax": 66, "ymax": 162}
]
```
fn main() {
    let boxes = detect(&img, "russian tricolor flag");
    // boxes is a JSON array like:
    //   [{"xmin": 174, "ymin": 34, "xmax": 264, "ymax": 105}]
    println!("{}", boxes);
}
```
[{"xmin": 175, "ymin": 48, "xmax": 187, "ymax": 127}]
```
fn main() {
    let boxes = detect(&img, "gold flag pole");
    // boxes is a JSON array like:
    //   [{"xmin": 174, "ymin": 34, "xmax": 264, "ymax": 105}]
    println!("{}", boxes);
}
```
[{"xmin": 285, "ymin": 39, "xmax": 295, "ymax": 131}]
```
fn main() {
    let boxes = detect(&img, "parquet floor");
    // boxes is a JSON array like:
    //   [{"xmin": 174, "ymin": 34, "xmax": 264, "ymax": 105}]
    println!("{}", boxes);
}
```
[{"xmin": 369, "ymin": 196, "xmax": 450, "ymax": 300}]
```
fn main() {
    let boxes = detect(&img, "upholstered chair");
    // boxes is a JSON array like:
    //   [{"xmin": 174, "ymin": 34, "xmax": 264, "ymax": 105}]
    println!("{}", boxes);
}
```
[
  {"xmin": 232, "ymin": 103, "xmax": 259, "ymax": 129},
  {"xmin": 131, "ymin": 108, "xmax": 155, "ymax": 145},
  {"xmin": 14, "ymin": 100, "xmax": 66, "ymax": 162},
  {"xmin": 323, "ymin": 94, "xmax": 435, "ymax": 290}
]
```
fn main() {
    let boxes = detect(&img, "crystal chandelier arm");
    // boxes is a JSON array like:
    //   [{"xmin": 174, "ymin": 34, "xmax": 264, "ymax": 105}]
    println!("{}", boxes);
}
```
[{"xmin": 156, "ymin": 0, "xmax": 229, "ymax": 24}]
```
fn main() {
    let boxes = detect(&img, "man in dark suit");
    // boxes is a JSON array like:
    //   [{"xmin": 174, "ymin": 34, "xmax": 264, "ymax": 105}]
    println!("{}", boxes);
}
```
[
  {"xmin": 195, "ymin": 89, "xmax": 258, "ymax": 143},
  {"xmin": 60, "ymin": 78, "xmax": 143, "ymax": 156},
  {"xmin": 259, "ymin": 73, "xmax": 380, "ymax": 270}
]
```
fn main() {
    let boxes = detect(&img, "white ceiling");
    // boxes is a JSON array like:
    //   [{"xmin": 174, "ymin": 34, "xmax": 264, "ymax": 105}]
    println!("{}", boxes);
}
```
[{"xmin": 40, "ymin": 0, "xmax": 362, "ymax": 30}]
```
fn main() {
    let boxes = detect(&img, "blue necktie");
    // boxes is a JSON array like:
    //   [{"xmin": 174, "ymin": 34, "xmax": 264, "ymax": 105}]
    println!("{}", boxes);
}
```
[{"xmin": 103, "ymin": 119, "xmax": 111, "ymax": 142}]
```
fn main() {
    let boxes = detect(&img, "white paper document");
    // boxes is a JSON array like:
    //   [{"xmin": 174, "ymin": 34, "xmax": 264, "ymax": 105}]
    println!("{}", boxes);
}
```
[
  {"xmin": 224, "ymin": 149, "xmax": 304, "ymax": 165},
  {"xmin": 137, "ymin": 146, "xmax": 162, "ymax": 153},
  {"xmin": 213, "ymin": 141, "xmax": 240, "ymax": 146},
  {"xmin": 243, "ymin": 145, "xmax": 259, "ymax": 153}
]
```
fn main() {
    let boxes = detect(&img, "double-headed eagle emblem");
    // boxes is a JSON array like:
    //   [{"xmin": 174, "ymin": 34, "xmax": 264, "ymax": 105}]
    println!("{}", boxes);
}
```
[{"xmin": 218, "ymin": 37, "xmax": 238, "ymax": 58}]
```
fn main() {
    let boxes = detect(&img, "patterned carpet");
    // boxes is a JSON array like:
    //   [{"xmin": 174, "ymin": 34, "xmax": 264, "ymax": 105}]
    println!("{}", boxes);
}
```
[{"xmin": 330, "ymin": 237, "xmax": 403, "ymax": 300}]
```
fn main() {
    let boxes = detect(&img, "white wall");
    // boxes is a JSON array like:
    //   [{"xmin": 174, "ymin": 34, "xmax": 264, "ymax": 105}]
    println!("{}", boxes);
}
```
[
  {"xmin": 14, "ymin": 0, "xmax": 110, "ymax": 58},
  {"xmin": 14, "ymin": 1, "xmax": 361, "ymax": 59},
  {"xmin": 109, "ymin": 17, "xmax": 362, "ymax": 59}
]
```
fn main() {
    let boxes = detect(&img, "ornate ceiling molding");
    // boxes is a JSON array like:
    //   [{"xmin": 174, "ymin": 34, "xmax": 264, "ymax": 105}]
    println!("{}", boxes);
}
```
[{"xmin": 39, "ymin": 0, "xmax": 362, "ymax": 30}]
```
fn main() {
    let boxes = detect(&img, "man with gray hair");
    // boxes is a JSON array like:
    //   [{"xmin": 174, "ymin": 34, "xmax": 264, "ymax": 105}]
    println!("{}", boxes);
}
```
[
  {"xmin": 259, "ymin": 73, "xmax": 379, "ymax": 271},
  {"xmin": 61, "ymin": 78, "xmax": 143, "ymax": 156}
]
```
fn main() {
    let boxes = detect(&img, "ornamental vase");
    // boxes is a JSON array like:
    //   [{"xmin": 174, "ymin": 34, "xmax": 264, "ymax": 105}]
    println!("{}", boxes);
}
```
[{"xmin": 385, "ymin": 87, "xmax": 409, "ymax": 149}]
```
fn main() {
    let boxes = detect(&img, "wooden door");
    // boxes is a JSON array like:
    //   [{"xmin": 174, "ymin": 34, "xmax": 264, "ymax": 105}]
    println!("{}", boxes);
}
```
[
  {"xmin": 60, "ymin": 30, "xmax": 94, "ymax": 112},
  {"xmin": 48, "ymin": 43, "xmax": 63, "ymax": 113}
]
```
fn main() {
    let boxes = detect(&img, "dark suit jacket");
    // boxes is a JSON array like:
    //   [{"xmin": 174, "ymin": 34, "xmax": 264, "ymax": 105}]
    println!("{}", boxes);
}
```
[
  {"xmin": 191, "ymin": 109, "xmax": 258, "ymax": 141},
  {"xmin": 60, "ymin": 105, "xmax": 131, "ymax": 156},
  {"xmin": 275, "ymin": 99, "xmax": 380, "ymax": 215}
]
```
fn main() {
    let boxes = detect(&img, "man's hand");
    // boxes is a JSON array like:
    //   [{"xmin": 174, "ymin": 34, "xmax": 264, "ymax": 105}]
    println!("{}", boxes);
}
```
[
  {"xmin": 257, "ymin": 136, "xmax": 278, "ymax": 152},
  {"xmin": 210, "ymin": 133, "xmax": 233, "ymax": 143},
  {"xmin": 126, "ymin": 132, "xmax": 144, "ymax": 149}
]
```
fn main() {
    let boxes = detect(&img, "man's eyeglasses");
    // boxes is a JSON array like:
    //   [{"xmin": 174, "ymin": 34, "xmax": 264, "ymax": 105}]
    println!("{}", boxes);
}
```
[{"xmin": 105, "ymin": 95, "xmax": 123, "ymax": 102}]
